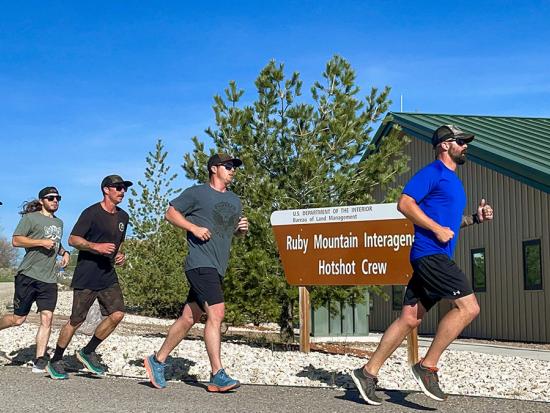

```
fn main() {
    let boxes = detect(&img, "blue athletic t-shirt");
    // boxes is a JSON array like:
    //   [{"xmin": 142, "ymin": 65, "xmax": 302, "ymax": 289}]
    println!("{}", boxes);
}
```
[{"xmin": 402, "ymin": 160, "xmax": 466, "ymax": 261}]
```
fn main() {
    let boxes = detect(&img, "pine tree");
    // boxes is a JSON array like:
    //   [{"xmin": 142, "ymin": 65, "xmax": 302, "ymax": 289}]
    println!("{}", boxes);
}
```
[
  {"xmin": 182, "ymin": 55, "xmax": 410, "ymax": 340},
  {"xmin": 118, "ymin": 140, "xmax": 189, "ymax": 317}
]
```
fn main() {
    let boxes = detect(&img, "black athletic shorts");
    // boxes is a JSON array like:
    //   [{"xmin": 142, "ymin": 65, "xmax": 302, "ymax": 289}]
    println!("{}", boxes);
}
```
[
  {"xmin": 185, "ymin": 267, "xmax": 224, "ymax": 312},
  {"xmin": 70, "ymin": 283, "xmax": 125, "ymax": 325},
  {"xmin": 13, "ymin": 273, "xmax": 58, "ymax": 316},
  {"xmin": 403, "ymin": 254, "xmax": 473, "ymax": 311}
]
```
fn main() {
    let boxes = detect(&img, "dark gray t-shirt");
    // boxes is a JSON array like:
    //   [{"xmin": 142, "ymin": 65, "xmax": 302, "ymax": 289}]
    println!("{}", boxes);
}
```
[
  {"xmin": 170, "ymin": 184, "xmax": 242, "ymax": 276},
  {"xmin": 13, "ymin": 212, "xmax": 63, "ymax": 283}
]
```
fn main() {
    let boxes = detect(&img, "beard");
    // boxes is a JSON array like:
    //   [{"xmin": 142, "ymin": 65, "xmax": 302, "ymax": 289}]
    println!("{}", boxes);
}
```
[{"xmin": 450, "ymin": 149, "xmax": 467, "ymax": 165}]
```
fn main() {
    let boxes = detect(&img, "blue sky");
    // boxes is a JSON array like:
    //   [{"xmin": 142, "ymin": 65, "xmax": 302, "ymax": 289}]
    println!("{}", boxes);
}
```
[{"xmin": 1, "ymin": 1, "xmax": 549, "ymax": 246}]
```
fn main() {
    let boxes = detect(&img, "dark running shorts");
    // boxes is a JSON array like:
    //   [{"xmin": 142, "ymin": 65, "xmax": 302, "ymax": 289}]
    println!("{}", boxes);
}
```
[
  {"xmin": 13, "ymin": 273, "xmax": 58, "ymax": 316},
  {"xmin": 70, "ymin": 283, "xmax": 125, "ymax": 325},
  {"xmin": 185, "ymin": 267, "xmax": 224, "ymax": 312},
  {"xmin": 403, "ymin": 254, "xmax": 473, "ymax": 311}
]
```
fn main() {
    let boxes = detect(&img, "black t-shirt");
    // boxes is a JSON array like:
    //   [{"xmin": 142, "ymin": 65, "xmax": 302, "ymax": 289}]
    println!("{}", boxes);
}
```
[{"xmin": 70, "ymin": 202, "xmax": 129, "ymax": 290}]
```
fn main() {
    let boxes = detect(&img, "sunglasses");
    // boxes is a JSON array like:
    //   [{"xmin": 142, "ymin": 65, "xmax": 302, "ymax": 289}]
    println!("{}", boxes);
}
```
[
  {"xmin": 43, "ymin": 195, "xmax": 61, "ymax": 202},
  {"xmin": 218, "ymin": 163, "xmax": 237, "ymax": 171},
  {"xmin": 109, "ymin": 184, "xmax": 127, "ymax": 192},
  {"xmin": 445, "ymin": 138, "xmax": 468, "ymax": 146}
]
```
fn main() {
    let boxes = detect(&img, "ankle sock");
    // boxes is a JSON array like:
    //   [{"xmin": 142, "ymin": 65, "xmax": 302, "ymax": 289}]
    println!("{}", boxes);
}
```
[
  {"xmin": 82, "ymin": 335, "xmax": 103, "ymax": 354},
  {"xmin": 51, "ymin": 345, "xmax": 66, "ymax": 362}
]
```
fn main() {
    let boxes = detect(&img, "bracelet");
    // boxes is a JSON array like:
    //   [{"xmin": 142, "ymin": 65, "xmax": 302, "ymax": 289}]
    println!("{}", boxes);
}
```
[
  {"xmin": 62, "ymin": 251, "xmax": 70, "ymax": 256},
  {"xmin": 472, "ymin": 213, "xmax": 480, "ymax": 225}
]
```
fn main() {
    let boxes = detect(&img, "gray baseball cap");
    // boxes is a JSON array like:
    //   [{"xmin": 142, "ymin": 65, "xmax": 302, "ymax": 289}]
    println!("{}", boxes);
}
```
[{"xmin": 432, "ymin": 125, "xmax": 474, "ymax": 147}]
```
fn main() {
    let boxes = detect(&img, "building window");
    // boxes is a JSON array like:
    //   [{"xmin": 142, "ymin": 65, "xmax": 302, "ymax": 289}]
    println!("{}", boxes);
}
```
[
  {"xmin": 524, "ymin": 240, "xmax": 542, "ymax": 290},
  {"xmin": 471, "ymin": 248, "xmax": 486, "ymax": 292},
  {"xmin": 392, "ymin": 285, "xmax": 404, "ymax": 311}
]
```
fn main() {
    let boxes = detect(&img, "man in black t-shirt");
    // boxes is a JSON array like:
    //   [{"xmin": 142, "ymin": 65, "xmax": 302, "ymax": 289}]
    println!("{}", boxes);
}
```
[{"xmin": 46, "ymin": 175, "xmax": 131, "ymax": 380}]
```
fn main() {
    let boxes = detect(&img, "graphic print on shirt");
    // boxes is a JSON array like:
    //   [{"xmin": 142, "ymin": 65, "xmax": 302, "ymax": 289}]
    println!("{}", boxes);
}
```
[
  {"xmin": 212, "ymin": 201, "xmax": 239, "ymax": 238},
  {"xmin": 44, "ymin": 224, "xmax": 62, "ymax": 252}
]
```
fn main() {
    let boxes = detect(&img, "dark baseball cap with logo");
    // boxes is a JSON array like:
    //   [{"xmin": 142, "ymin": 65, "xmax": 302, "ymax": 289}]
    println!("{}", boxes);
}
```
[
  {"xmin": 432, "ymin": 125, "xmax": 475, "ymax": 148},
  {"xmin": 38, "ymin": 186, "xmax": 60, "ymax": 199},
  {"xmin": 101, "ymin": 175, "xmax": 133, "ymax": 189},
  {"xmin": 207, "ymin": 153, "xmax": 243, "ymax": 171}
]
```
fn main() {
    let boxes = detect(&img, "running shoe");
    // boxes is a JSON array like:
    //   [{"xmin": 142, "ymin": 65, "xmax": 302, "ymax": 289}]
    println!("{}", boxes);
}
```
[
  {"xmin": 144, "ymin": 354, "xmax": 167, "ymax": 389},
  {"xmin": 411, "ymin": 361, "xmax": 447, "ymax": 401},
  {"xmin": 46, "ymin": 360, "xmax": 69, "ymax": 380},
  {"xmin": 32, "ymin": 355, "xmax": 49, "ymax": 373},
  {"xmin": 207, "ymin": 368, "xmax": 240, "ymax": 392},
  {"xmin": 76, "ymin": 350, "xmax": 106, "ymax": 376},
  {"xmin": 350, "ymin": 367, "xmax": 382, "ymax": 405}
]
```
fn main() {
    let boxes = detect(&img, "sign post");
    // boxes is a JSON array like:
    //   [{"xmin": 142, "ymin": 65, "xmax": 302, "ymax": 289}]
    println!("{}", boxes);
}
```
[
  {"xmin": 299, "ymin": 286, "xmax": 311, "ymax": 353},
  {"xmin": 407, "ymin": 328, "xmax": 419, "ymax": 366},
  {"xmin": 271, "ymin": 203, "xmax": 416, "ymax": 360}
]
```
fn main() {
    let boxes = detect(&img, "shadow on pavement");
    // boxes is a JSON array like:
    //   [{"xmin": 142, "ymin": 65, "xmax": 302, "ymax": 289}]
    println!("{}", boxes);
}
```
[
  {"xmin": 383, "ymin": 390, "xmax": 437, "ymax": 411},
  {"xmin": 296, "ymin": 364, "xmax": 351, "ymax": 387},
  {"xmin": 128, "ymin": 355, "xmax": 198, "ymax": 382},
  {"xmin": 7, "ymin": 344, "xmax": 37, "ymax": 365}
]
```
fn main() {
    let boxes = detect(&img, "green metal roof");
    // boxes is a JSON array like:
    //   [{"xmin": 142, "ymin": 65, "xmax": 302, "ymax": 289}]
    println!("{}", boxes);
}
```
[{"xmin": 373, "ymin": 112, "xmax": 550, "ymax": 194}]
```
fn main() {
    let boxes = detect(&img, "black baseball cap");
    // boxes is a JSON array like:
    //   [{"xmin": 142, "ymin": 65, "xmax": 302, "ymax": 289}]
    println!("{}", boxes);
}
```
[
  {"xmin": 101, "ymin": 175, "xmax": 133, "ymax": 189},
  {"xmin": 38, "ymin": 186, "xmax": 60, "ymax": 199},
  {"xmin": 207, "ymin": 153, "xmax": 243, "ymax": 171},
  {"xmin": 432, "ymin": 125, "xmax": 475, "ymax": 147}
]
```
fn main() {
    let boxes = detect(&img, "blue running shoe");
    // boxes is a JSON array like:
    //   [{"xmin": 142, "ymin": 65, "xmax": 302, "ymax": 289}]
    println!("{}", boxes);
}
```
[
  {"xmin": 207, "ymin": 368, "xmax": 240, "ymax": 392},
  {"xmin": 144, "ymin": 354, "xmax": 166, "ymax": 389}
]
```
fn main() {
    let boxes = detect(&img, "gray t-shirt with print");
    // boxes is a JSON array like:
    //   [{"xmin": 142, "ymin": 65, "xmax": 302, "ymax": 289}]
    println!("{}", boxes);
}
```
[
  {"xmin": 13, "ymin": 212, "xmax": 63, "ymax": 283},
  {"xmin": 170, "ymin": 184, "xmax": 242, "ymax": 277}
]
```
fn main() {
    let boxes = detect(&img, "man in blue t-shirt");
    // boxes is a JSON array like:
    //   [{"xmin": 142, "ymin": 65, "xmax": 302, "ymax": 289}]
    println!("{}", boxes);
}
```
[{"xmin": 351, "ymin": 125, "xmax": 494, "ymax": 405}]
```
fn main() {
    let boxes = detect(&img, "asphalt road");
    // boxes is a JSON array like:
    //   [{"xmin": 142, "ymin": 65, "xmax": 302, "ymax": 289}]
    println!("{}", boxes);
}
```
[{"xmin": 0, "ymin": 365, "xmax": 548, "ymax": 413}]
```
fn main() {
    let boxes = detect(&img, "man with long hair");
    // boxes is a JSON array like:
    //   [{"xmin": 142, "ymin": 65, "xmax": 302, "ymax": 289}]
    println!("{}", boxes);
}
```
[
  {"xmin": 144, "ymin": 153, "xmax": 248, "ymax": 392},
  {"xmin": 0, "ymin": 186, "xmax": 69, "ymax": 373},
  {"xmin": 46, "ymin": 175, "xmax": 131, "ymax": 380}
]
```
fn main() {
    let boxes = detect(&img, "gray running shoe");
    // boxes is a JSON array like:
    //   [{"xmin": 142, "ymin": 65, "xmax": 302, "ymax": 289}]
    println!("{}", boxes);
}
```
[
  {"xmin": 46, "ymin": 360, "xmax": 69, "ymax": 380},
  {"xmin": 350, "ymin": 367, "xmax": 382, "ymax": 405},
  {"xmin": 32, "ymin": 356, "xmax": 49, "ymax": 373},
  {"xmin": 76, "ymin": 350, "xmax": 106, "ymax": 376},
  {"xmin": 411, "ymin": 362, "xmax": 447, "ymax": 401}
]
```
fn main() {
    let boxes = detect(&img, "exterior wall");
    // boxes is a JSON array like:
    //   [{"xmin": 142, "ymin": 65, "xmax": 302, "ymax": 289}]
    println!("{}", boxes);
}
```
[{"xmin": 370, "ymin": 137, "xmax": 550, "ymax": 342}]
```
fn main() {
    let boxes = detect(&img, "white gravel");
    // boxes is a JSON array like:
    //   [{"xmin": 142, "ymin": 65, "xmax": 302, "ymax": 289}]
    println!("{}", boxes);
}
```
[{"xmin": 1, "ymin": 291, "xmax": 549, "ymax": 402}]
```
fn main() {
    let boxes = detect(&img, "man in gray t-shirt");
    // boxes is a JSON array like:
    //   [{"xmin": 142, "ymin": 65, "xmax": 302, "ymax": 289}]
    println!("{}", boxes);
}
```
[
  {"xmin": 0, "ymin": 186, "xmax": 70, "ymax": 372},
  {"xmin": 145, "ymin": 153, "xmax": 248, "ymax": 392}
]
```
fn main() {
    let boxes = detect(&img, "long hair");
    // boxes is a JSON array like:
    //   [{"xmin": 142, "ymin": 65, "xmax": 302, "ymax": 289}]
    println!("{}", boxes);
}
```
[{"xmin": 20, "ymin": 199, "xmax": 42, "ymax": 215}]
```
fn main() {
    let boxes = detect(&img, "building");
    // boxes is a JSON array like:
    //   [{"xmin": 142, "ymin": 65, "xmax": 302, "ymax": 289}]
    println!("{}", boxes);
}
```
[{"xmin": 369, "ymin": 113, "xmax": 550, "ymax": 343}]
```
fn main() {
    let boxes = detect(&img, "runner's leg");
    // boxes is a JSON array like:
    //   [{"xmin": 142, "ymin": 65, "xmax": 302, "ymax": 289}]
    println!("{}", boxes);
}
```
[
  {"xmin": 0, "ymin": 314, "xmax": 26, "ymax": 329},
  {"xmin": 422, "ymin": 294, "xmax": 479, "ymax": 367},
  {"xmin": 203, "ymin": 301, "xmax": 225, "ymax": 374},
  {"xmin": 156, "ymin": 302, "xmax": 202, "ymax": 363},
  {"xmin": 35, "ymin": 310, "xmax": 53, "ymax": 358},
  {"xmin": 93, "ymin": 310, "xmax": 124, "ymax": 340},
  {"xmin": 365, "ymin": 302, "xmax": 426, "ymax": 376}
]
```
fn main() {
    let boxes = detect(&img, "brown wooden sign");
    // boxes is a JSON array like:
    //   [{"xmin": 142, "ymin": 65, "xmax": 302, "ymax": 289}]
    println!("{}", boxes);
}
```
[{"xmin": 271, "ymin": 203, "xmax": 414, "ymax": 286}]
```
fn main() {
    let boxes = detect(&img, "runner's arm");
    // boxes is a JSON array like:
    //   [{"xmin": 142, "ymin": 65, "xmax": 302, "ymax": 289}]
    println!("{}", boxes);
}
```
[
  {"xmin": 58, "ymin": 244, "xmax": 69, "ymax": 256},
  {"xmin": 12, "ymin": 235, "xmax": 54, "ymax": 249},
  {"xmin": 460, "ymin": 199, "xmax": 494, "ymax": 228},
  {"xmin": 68, "ymin": 235, "xmax": 115, "ymax": 255},
  {"xmin": 165, "ymin": 205, "xmax": 211, "ymax": 241},
  {"xmin": 397, "ymin": 194, "xmax": 454, "ymax": 243},
  {"xmin": 398, "ymin": 194, "xmax": 441, "ymax": 232}
]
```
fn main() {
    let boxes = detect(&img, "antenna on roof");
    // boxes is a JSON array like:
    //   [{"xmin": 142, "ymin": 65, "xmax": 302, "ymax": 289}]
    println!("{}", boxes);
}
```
[{"xmin": 400, "ymin": 94, "xmax": 403, "ymax": 112}]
